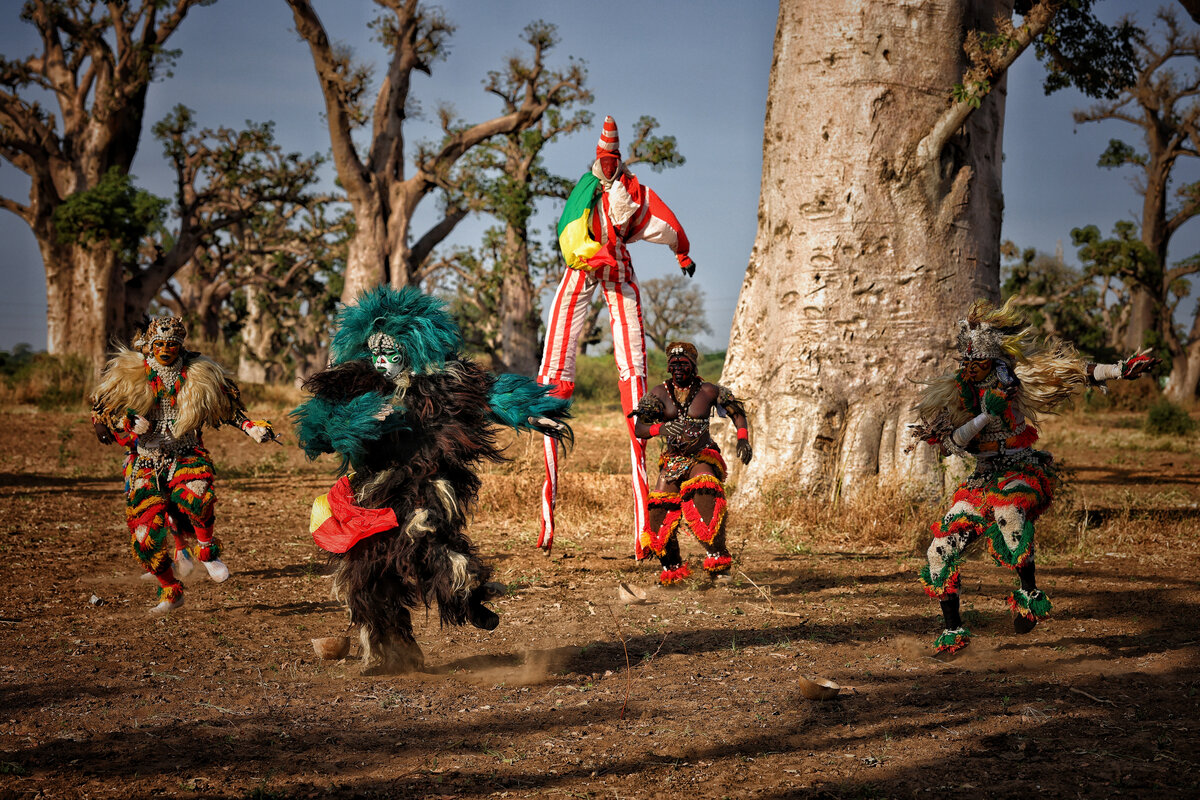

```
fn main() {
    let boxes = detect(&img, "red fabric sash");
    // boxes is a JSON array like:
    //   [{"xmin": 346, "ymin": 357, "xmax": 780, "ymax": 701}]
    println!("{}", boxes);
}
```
[{"xmin": 311, "ymin": 476, "xmax": 400, "ymax": 554}]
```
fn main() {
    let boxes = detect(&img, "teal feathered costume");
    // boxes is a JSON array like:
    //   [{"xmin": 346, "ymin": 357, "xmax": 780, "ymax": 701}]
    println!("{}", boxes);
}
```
[{"xmin": 293, "ymin": 287, "xmax": 571, "ymax": 674}]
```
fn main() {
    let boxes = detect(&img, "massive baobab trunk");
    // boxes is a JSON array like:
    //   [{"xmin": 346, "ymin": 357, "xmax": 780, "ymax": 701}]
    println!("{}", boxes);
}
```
[
  {"xmin": 44, "ymin": 243, "xmax": 125, "ymax": 365},
  {"xmin": 722, "ymin": 0, "xmax": 1017, "ymax": 496}
]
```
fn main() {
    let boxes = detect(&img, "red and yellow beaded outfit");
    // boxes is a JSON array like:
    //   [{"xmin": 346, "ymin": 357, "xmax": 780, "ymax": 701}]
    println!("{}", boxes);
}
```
[{"xmin": 91, "ymin": 317, "xmax": 274, "ymax": 613}]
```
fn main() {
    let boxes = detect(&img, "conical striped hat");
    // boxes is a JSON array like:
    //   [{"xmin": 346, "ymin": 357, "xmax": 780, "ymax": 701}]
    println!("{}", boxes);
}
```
[{"xmin": 596, "ymin": 115, "xmax": 619, "ymax": 158}]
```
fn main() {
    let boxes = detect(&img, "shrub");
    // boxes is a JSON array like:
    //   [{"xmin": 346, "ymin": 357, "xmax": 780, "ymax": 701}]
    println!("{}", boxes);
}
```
[
  {"xmin": 0, "ymin": 352, "xmax": 92, "ymax": 409},
  {"xmin": 1144, "ymin": 399, "xmax": 1196, "ymax": 436}
]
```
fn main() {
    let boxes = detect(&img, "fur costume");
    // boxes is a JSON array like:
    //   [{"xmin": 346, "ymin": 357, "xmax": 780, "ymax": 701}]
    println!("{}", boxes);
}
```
[
  {"xmin": 293, "ymin": 287, "xmax": 572, "ymax": 675},
  {"xmin": 911, "ymin": 297, "xmax": 1157, "ymax": 656},
  {"xmin": 91, "ymin": 318, "xmax": 275, "ymax": 614}
]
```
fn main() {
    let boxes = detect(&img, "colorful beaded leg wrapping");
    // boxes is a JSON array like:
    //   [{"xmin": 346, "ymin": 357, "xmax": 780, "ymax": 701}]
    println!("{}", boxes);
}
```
[{"xmin": 934, "ymin": 627, "xmax": 972, "ymax": 655}]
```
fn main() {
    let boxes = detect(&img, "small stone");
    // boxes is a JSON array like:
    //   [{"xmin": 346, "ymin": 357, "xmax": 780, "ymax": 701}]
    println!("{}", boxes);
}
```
[{"xmin": 89, "ymin": 595, "xmax": 104, "ymax": 607}]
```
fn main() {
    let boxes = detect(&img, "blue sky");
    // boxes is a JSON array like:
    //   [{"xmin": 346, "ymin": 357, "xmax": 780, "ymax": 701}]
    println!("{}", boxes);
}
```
[{"xmin": 0, "ymin": 0, "xmax": 1194, "ymax": 353}]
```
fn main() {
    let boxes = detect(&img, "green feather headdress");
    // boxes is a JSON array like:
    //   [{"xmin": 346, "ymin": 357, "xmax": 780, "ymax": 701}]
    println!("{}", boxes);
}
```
[{"xmin": 330, "ymin": 286, "xmax": 462, "ymax": 373}]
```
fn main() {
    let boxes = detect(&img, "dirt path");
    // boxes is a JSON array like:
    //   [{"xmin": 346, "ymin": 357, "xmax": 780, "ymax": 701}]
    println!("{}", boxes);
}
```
[{"xmin": 0, "ymin": 409, "xmax": 1198, "ymax": 799}]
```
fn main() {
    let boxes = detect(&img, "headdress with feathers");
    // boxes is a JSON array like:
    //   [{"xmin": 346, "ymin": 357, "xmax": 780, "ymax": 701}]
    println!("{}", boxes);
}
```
[
  {"xmin": 917, "ymin": 296, "xmax": 1088, "ymax": 426},
  {"xmin": 330, "ymin": 287, "xmax": 461, "ymax": 373}
]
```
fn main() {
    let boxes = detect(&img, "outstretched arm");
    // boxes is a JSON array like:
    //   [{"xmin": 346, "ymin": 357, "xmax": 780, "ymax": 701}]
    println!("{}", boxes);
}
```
[
  {"xmin": 488, "ymin": 373, "xmax": 573, "ymax": 444},
  {"xmin": 628, "ymin": 186, "xmax": 695, "ymax": 277},
  {"xmin": 213, "ymin": 377, "xmax": 278, "ymax": 443},
  {"xmin": 629, "ymin": 388, "xmax": 667, "ymax": 439},
  {"xmin": 1088, "ymin": 349, "xmax": 1160, "ymax": 389},
  {"xmin": 291, "ymin": 361, "xmax": 409, "ymax": 471}
]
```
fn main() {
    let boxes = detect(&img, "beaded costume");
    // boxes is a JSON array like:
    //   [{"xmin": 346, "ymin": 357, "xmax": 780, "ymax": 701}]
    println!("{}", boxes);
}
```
[
  {"xmin": 911, "ymin": 297, "xmax": 1156, "ymax": 655},
  {"xmin": 630, "ymin": 342, "xmax": 752, "ymax": 585},
  {"xmin": 293, "ymin": 287, "xmax": 572, "ymax": 674},
  {"xmin": 91, "ymin": 317, "xmax": 275, "ymax": 614}
]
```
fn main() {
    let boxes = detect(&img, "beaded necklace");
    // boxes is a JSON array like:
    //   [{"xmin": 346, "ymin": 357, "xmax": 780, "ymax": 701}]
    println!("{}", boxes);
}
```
[
  {"xmin": 146, "ymin": 358, "xmax": 187, "ymax": 408},
  {"xmin": 666, "ymin": 377, "xmax": 701, "ymax": 418}
]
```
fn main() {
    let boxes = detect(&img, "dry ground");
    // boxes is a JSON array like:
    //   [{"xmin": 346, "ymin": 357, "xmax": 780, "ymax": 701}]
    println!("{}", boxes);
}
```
[{"xmin": 0, "ymin": 401, "xmax": 1198, "ymax": 799}]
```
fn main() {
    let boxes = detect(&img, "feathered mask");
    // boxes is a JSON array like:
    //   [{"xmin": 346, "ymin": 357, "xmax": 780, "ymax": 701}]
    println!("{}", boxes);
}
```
[{"xmin": 329, "ymin": 286, "xmax": 462, "ymax": 374}]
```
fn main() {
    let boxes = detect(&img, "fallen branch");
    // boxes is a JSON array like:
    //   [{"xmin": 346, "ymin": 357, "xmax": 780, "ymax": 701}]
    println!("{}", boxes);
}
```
[
  {"xmin": 197, "ymin": 700, "xmax": 248, "ymax": 716},
  {"xmin": 605, "ymin": 605, "xmax": 632, "ymax": 721},
  {"xmin": 738, "ymin": 570, "xmax": 774, "ymax": 608},
  {"xmin": 749, "ymin": 603, "xmax": 808, "ymax": 620},
  {"xmin": 1069, "ymin": 687, "xmax": 1116, "ymax": 706}
]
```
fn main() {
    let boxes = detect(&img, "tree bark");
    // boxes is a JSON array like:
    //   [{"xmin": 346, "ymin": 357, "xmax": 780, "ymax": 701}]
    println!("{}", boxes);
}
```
[
  {"xmin": 1128, "ymin": 152, "xmax": 1172, "ymax": 352},
  {"xmin": 721, "ymin": 0, "xmax": 1011, "ymax": 497},
  {"xmin": 496, "ymin": 224, "xmax": 541, "ymax": 375},
  {"xmin": 236, "ymin": 285, "xmax": 280, "ymax": 385},
  {"xmin": 44, "ymin": 240, "xmax": 124, "ymax": 366},
  {"xmin": 1, "ymin": 1, "xmax": 209, "ymax": 368}
]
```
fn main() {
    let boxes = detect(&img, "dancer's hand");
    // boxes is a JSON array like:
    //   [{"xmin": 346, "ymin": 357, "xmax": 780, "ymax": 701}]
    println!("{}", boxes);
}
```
[
  {"xmin": 736, "ymin": 438, "xmax": 753, "ymax": 465},
  {"xmin": 1121, "ymin": 348, "xmax": 1159, "ymax": 380},
  {"xmin": 982, "ymin": 388, "xmax": 1008, "ymax": 417},
  {"xmin": 131, "ymin": 415, "xmax": 151, "ymax": 435},
  {"xmin": 241, "ymin": 419, "xmax": 275, "ymax": 443},
  {"xmin": 661, "ymin": 418, "xmax": 688, "ymax": 445},
  {"xmin": 677, "ymin": 254, "xmax": 696, "ymax": 278},
  {"xmin": 527, "ymin": 415, "xmax": 567, "ymax": 434},
  {"xmin": 92, "ymin": 421, "xmax": 115, "ymax": 445}
]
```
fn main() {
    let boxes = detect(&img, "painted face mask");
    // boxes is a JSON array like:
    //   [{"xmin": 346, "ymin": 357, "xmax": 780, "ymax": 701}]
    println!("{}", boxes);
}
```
[
  {"xmin": 152, "ymin": 340, "xmax": 182, "ymax": 367},
  {"xmin": 668, "ymin": 357, "xmax": 696, "ymax": 385},
  {"xmin": 962, "ymin": 358, "xmax": 994, "ymax": 383},
  {"xmin": 368, "ymin": 332, "xmax": 406, "ymax": 381}
]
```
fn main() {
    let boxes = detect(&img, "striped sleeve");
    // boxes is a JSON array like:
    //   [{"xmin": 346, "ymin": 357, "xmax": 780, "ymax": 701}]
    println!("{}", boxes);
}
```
[{"xmin": 626, "ymin": 186, "xmax": 690, "ymax": 257}]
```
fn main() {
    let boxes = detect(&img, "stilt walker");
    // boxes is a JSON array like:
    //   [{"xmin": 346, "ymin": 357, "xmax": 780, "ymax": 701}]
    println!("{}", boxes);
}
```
[
  {"xmin": 538, "ymin": 115, "xmax": 696, "ymax": 556},
  {"xmin": 910, "ymin": 297, "xmax": 1158, "ymax": 657}
]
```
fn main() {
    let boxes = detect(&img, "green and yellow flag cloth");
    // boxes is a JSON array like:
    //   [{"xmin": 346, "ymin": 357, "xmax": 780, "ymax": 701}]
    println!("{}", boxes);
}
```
[{"xmin": 557, "ymin": 172, "xmax": 602, "ymax": 269}]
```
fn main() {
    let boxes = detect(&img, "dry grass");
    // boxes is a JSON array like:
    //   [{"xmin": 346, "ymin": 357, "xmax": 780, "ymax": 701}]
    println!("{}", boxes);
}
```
[
  {"xmin": 0, "ymin": 353, "xmax": 92, "ymax": 409},
  {"xmin": 515, "ymin": 402, "xmax": 1200, "ymax": 567}
]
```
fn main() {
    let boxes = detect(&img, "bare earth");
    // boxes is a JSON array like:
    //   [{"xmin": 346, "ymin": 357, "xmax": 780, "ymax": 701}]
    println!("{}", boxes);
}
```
[{"xmin": 1, "ymin": 405, "xmax": 1198, "ymax": 799}]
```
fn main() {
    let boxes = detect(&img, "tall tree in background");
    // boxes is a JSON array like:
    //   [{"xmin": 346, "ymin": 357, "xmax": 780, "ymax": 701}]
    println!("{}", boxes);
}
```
[
  {"xmin": 641, "ymin": 274, "xmax": 712, "ymax": 353},
  {"xmin": 722, "ymin": 0, "xmax": 1137, "ymax": 496},
  {"xmin": 229, "ymin": 211, "xmax": 345, "ymax": 384},
  {"xmin": 49, "ymin": 103, "xmax": 323, "ymax": 367},
  {"xmin": 1071, "ymin": 220, "xmax": 1200, "ymax": 400},
  {"xmin": 1073, "ymin": 9, "xmax": 1200, "ymax": 397},
  {"xmin": 435, "ymin": 21, "xmax": 590, "ymax": 374},
  {"xmin": 128, "ymin": 106, "xmax": 323, "ymax": 336},
  {"xmin": 0, "ymin": 0, "xmax": 214, "ymax": 367},
  {"xmin": 286, "ymin": 0, "xmax": 586, "ymax": 303}
]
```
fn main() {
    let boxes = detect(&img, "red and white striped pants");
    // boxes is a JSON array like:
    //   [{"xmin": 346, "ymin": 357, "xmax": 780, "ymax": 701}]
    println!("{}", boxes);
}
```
[{"xmin": 537, "ymin": 266, "xmax": 649, "ymax": 557}]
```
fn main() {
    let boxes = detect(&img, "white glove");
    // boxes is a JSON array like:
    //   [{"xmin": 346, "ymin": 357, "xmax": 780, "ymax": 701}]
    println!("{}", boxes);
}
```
[
  {"xmin": 245, "ymin": 424, "xmax": 272, "ymax": 443},
  {"xmin": 131, "ymin": 416, "xmax": 151, "ymax": 435},
  {"xmin": 239, "ymin": 419, "xmax": 275, "ymax": 443}
]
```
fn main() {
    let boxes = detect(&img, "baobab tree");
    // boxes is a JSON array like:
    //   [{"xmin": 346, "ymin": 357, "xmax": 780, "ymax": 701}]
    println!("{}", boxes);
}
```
[
  {"xmin": 286, "ymin": 0, "xmax": 587, "ymax": 303},
  {"xmin": 0, "ymin": 0, "xmax": 214, "ymax": 367},
  {"xmin": 721, "ymin": 0, "xmax": 1136, "ymax": 496}
]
